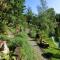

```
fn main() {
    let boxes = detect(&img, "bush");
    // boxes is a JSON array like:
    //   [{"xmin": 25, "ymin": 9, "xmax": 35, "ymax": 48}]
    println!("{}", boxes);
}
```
[
  {"xmin": 8, "ymin": 36, "xmax": 23, "ymax": 51},
  {"xmin": 0, "ymin": 32, "xmax": 36, "ymax": 60}
]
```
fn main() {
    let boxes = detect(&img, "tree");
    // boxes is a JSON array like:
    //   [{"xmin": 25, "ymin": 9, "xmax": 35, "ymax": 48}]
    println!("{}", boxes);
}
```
[
  {"xmin": 44, "ymin": 8, "xmax": 56, "ymax": 32},
  {"xmin": 38, "ymin": 8, "xmax": 57, "ymax": 35},
  {"xmin": 37, "ymin": 0, "xmax": 48, "ymax": 15},
  {"xmin": 37, "ymin": 0, "xmax": 48, "ymax": 30},
  {"xmin": 40, "ymin": 0, "xmax": 48, "ymax": 10},
  {"xmin": 56, "ymin": 14, "xmax": 60, "ymax": 22},
  {"xmin": 0, "ymin": 0, "xmax": 25, "ymax": 33},
  {"xmin": 55, "ymin": 14, "xmax": 60, "ymax": 37},
  {"xmin": 25, "ymin": 7, "xmax": 33, "ymax": 25}
]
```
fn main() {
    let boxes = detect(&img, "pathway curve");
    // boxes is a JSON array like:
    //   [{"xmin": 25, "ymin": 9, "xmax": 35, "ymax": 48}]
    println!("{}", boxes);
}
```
[
  {"xmin": 26, "ymin": 29, "xmax": 48, "ymax": 60},
  {"xmin": 28, "ymin": 37, "xmax": 48, "ymax": 60}
]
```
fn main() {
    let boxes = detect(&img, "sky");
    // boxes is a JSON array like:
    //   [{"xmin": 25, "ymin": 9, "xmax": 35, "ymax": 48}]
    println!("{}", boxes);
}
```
[{"xmin": 25, "ymin": 0, "xmax": 60, "ymax": 14}]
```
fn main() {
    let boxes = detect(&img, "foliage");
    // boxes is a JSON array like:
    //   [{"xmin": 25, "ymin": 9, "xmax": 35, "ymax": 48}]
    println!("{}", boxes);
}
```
[
  {"xmin": 0, "ymin": 52, "xmax": 9, "ymax": 60},
  {"xmin": 0, "ymin": 31, "xmax": 35, "ymax": 60},
  {"xmin": 55, "ymin": 14, "xmax": 60, "ymax": 22},
  {"xmin": 55, "ymin": 14, "xmax": 60, "ymax": 37},
  {"xmin": 43, "ymin": 38, "xmax": 60, "ymax": 60},
  {"xmin": 0, "ymin": 0, "xmax": 25, "ymax": 32},
  {"xmin": 0, "ymin": 0, "xmax": 60, "ymax": 60},
  {"xmin": 38, "ymin": 8, "xmax": 56, "ymax": 35},
  {"xmin": 38, "ymin": 0, "xmax": 48, "ymax": 15},
  {"xmin": 25, "ymin": 7, "xmax": 33, "ymax": 25}
]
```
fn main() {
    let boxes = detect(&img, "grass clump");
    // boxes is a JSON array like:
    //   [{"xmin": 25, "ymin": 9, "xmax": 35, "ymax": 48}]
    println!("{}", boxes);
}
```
[
  {"xmin": 16, "ymin": 32, "xmax": 36, "ymax": 60},
  {"xmin": 42, "ymin": 35, "xmax": 60, "ymax": 60},
  {"xmin": 0, "ymin": 31, "xmax": 36, "ymax": 60}
]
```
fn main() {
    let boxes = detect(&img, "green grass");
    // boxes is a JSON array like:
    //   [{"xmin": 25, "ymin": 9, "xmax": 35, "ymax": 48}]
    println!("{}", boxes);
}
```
[
  {"xmin": 0, "ymin": 31, "xmax": 36, "ymax": 60},
  {"xmin": 18, "ymin": 32, "xmax": 36, "ymax": 60},
  {"xmin": 42, "ymin": 35, "xmax": 60, "ymax": 60}
]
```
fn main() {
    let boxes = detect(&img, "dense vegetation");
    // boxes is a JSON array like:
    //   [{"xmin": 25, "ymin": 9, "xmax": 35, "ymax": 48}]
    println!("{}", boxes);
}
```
[{"xmin": 0, "ymin": 0, "xmax": 60, "ymax": 60}]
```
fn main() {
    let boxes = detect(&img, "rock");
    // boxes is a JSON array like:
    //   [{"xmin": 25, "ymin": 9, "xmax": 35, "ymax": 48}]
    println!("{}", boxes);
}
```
[{"xmin": 0, "ymin": 41, "xmax": 9, "ymax": 54}]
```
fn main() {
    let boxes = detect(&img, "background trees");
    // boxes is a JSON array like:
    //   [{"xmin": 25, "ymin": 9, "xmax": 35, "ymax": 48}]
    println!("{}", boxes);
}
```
[
  {"xmin": 25, "ymin": 7, "xmax": 33, "ymax": 25},
  {"xmin": 55, "ymin": 14, "xmax": 60, "ymax": 37},
  {"xmin": 0, "ymin": 0, "xmax": 25, "ymax": 33},
  {"xmin": 37, "ymin": 0, "xmax": 57, "ymax": 35}
]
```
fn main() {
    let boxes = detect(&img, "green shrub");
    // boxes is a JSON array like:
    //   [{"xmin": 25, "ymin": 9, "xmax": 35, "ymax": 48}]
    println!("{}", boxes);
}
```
[
  {"xmin": 7, "ymin": 32, "xmax": 36, "ymax": 60},
  {"xmin": 0, "ymin": 31, "xmax": 36, "ymax": 60}
]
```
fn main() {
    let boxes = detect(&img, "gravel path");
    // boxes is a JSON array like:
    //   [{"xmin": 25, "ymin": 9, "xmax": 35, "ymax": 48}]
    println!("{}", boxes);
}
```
[
  {"xmin": 27, "ymin": 36, "xmax": 48, "ymax": 60},
  {"xmin": 26, "ymin": 29, "xmax": 48, "ymax": 60}
]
